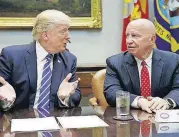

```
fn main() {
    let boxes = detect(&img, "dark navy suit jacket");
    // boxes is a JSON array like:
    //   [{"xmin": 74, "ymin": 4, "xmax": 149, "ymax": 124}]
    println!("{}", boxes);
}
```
[
  {"xmin": 0, "ymin": 42, "xmax": 81, "ymax": 109},
  {"xmin": 104, "ymin": 49, "xmax": 179, "ymax": 107}
]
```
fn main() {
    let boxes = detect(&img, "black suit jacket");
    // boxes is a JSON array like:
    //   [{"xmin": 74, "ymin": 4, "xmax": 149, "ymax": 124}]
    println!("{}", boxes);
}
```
[
  {"xmin": 104, "ymin": 49, "xmax": 179, "ymax": 107},
  {"xmin": 0, "ymin": 42, "xmax": 81, "ymax": 109}
]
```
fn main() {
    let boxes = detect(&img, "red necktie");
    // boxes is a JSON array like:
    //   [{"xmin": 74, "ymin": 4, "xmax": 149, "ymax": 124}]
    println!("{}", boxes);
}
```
[
  {"xmin": 141, "ymin": 61, "xmax": 151, "ymax": 98},
  {"xmin": 141, "ymin": 120, "xmax": 151, "ymax": 137}
]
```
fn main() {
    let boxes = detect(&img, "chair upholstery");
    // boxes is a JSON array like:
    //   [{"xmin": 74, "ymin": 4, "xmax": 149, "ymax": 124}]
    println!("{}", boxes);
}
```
[{"xmin": 89, "ymin": 69, "xmax": 109, "ymax": 107}]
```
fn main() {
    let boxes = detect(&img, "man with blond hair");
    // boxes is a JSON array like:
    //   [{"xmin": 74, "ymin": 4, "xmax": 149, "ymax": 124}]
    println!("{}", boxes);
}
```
[
  {"xmin": 104, "ymin": 19, "xmax": 179, "ymax": 113},
  {"xmin": 0, "ymin": 10, "xmax": 81, "ymax": 111}
]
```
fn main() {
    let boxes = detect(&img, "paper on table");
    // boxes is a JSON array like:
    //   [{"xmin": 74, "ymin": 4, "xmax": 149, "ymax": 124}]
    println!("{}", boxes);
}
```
[
  {"xmin": 155, "ymin": 110, "xmax": 179, "ymax": 122},
  {"xmin": 11, "ymin": 117, "xmax": 60, "ymax": 132},
  {"xmin": 57, "ymin": 115, "xmax": 108, "ymax": 129}
]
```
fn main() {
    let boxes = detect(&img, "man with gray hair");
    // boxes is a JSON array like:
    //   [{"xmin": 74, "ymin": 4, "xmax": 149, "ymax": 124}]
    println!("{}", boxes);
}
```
[
  {"xmin": 0, "ymin": 10, "xmax": 81, "ymax": 111},
  {"xmin": 104, "ymin": 18, "xmax": 179, "ymax": 113}
]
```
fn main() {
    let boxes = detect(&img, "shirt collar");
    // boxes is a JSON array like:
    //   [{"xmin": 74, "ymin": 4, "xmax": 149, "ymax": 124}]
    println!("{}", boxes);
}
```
[
  {"xmin": 134, "ymin": 50, "xmax": 153, "ymax": 67},
  {"xmin": 36, "ymin": 41, "xmax": 50, "ymax": 61}
]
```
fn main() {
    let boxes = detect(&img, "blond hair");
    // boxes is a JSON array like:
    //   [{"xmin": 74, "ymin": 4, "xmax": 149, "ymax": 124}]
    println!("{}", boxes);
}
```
[{"xmin": 32, "ymin": 9, "xmax": 70, "ymax": 40}]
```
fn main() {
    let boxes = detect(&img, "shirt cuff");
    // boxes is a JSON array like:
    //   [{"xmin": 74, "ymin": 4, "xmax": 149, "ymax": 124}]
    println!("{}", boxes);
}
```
[
  {"xmin": 58, "ymin": 96, "xmax": 69, "ymax": 107},
  {"xmin": 131, "ymin": 96, "xmax": 144, "ymax": 108}
]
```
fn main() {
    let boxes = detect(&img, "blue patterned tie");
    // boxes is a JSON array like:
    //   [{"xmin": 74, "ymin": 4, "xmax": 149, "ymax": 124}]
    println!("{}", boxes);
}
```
[
  {"xmin": 37, "ymin": 108, "xmax": 53, "ymax": 137},
  {"xmin": 37, "ymin": 54, "xmax": 53, "ymax": 109}
]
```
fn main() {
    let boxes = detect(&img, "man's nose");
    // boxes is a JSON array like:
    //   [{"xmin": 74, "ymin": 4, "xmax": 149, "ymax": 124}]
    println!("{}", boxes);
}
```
[
  {"xmin": 66, "ymin": 30, "xmax": 69, "ymax": 35},
  {"xmin": 126, "ymin": 36, "xmax": 133, "ymax": 44}
]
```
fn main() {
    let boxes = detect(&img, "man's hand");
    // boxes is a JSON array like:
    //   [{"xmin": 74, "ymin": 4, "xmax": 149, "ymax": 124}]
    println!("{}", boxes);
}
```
[
  {"xmin": 137, "ymin": 97, "xmax": 153, "ymax": 113},
  {"xmin": 0, "ymin": 76, "xmax": 16, "ymax": 109},
  {"xmin": 57, "ymin": 73, "xmax": 80, "ymax": 100},
  {"xmin": 147, "ymin": 97, "xmax": 169, "ymax": 112}
]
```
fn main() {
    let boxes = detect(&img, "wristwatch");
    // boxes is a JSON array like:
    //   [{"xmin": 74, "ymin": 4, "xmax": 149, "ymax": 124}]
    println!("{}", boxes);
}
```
[{"xmin": 166, "ymin": 98, "xmax": 174, "ymax": 109}]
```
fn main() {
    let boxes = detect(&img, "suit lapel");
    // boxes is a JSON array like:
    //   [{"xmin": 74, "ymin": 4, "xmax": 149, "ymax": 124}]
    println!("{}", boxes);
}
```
[
  {"xmin": 151, "ymin": 49, "xmax": 163, "ymax": 95},
  {"xmin": 124, "ymin": 54, "xmax": 140, "ymax": 95},
  {"xmin": 25, "ymin": 42, "xmax": 37, "ymax": 94},
  {"xmin": 51, "ymin": 53, "xmax": 68, "ymax": 100}
]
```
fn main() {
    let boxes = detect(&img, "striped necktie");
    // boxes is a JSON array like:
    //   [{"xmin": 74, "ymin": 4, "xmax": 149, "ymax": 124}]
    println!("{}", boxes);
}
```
[
  {"xmin": 37, "ymin": 54, "xmax": 53, "ymax": 109},
  {"xmin": 37, "ymin": 108, "xmax": 53, "ymax": 137}
]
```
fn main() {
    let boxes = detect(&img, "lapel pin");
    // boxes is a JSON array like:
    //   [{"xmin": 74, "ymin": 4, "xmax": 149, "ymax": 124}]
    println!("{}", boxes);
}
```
[{"xmin": 58, "ymin": 60, "xmax": 61, "ymax": 63}]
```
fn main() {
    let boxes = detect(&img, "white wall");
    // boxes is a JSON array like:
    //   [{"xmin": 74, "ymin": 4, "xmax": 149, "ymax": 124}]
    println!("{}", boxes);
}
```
[
  {"xmin": 69, "ymin": 0, "xmax": 123, "ymax": 66},
  {"xmin": 0, "ymin": 0, "xmax": 154, "ymax": 66}
]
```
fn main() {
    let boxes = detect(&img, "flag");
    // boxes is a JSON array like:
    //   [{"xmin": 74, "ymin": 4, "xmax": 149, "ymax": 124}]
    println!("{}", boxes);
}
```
[
  {"xmin": 121, "ymin": 0, "xmax": 149, "ymax": 51},
  {"xmin": 154, "ymin": 0, "xmax": 179, "ymax": 54}
]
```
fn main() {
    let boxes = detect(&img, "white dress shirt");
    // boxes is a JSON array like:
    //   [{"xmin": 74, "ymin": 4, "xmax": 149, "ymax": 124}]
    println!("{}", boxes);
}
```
[{"xmin": 33, "ymin": 41, "xmax": 68, "ymax": 108}]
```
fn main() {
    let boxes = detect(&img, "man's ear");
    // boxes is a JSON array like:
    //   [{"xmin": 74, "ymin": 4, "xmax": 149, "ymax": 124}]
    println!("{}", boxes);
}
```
[
  {"xmin": 149, "ymin": 35, "xmax": 156, "ymax": 44},
  {"xmin": 42, "ymin": 31, "xmax": 48, "ymax": 41}
]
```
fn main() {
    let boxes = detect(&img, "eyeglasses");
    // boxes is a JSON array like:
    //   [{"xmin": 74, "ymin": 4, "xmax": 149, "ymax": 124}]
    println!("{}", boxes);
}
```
[{"xmin": 59, "ymin": 29, "xmax": 69, "ymax": 35}]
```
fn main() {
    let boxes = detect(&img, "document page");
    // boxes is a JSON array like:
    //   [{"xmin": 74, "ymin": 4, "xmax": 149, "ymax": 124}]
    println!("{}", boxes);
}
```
[
  {"xmin": 155, "ymin": 110, "xmax": 179, "ymax": 122},
  {"xmin": 11, "ymin": 117, "xmax": 60, "ymax": 132},
  {"xmin": 57, "ymin": 115, "xmax": 108, "ymax": 129}
]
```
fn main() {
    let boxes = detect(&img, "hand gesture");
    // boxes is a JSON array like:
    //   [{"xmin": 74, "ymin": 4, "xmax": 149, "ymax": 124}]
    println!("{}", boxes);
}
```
[
  {"xmin": 0, "ymin": 77, "xmax": 16, "ymax": 106},
  {"xmin": 57, "ymin": 73, "xmax": 80, "ymax": 100}
]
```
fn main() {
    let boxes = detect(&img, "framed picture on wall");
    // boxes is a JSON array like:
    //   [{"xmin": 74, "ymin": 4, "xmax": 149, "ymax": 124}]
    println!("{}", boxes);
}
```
[{"xmin": 0, "ymin": 0, "xmax": 101, "ymax": 29}]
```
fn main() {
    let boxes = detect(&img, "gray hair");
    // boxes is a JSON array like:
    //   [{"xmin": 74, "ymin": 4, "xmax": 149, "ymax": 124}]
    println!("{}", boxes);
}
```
[{"xmin": 32, "ymin": 9, "xmax": 70, "ymax": 40}]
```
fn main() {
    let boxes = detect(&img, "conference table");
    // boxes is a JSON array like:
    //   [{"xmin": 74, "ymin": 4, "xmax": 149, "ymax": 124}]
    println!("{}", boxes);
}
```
[{"xmin": 0, "ymin": 106, "xmax": 179, "ymax": 137}]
